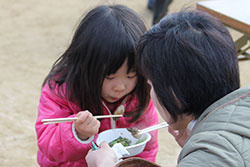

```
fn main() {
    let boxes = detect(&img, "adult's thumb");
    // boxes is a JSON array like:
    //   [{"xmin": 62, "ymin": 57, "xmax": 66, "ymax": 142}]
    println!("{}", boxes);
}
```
[{"xmin": 99, "ymin": 141, "xmax": 110, "ymax": 149}]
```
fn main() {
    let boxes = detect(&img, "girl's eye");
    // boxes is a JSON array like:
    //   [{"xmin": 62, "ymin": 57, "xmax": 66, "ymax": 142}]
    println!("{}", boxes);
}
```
[
  {"xmin": 127, "ymin": 73, "xmax": 137, "ymax": 79},
  {"xmin": 105, "ymin": 75, "xmax": 115, "ymax": 80}
]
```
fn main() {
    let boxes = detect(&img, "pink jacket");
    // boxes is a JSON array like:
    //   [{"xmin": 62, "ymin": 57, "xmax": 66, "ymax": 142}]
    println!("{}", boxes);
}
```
[{"xmin": 36, "ymin": 83, "xmax": 159, "ymax": 167}]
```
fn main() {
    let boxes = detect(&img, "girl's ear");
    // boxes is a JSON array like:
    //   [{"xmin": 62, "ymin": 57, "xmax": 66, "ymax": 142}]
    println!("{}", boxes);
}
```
[{"xmin": 147, "ymin": 80, "xmax": 152, "ymax": 86}]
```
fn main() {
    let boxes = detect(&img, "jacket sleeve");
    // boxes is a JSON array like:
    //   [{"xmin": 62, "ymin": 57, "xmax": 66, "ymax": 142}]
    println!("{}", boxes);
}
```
[
  {"xmin": 133, "ymin": 99, "xmax": 159, "ymax": 162},
  {"xmin": 35, "ymin": 84, "xmax": 95, "ymax": 162}
]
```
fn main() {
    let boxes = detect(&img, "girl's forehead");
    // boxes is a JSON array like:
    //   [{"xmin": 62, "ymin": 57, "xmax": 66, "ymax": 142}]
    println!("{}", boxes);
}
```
[
  {"xmin": 104, "ymin": 55, "xmax": 136, "ymax": 74},
  {"xmin": 107, "ymin": 59, "xmax": 136, "ymax": 75}
]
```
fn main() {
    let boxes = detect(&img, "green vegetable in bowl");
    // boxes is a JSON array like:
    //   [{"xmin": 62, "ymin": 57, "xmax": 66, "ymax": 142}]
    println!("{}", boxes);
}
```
[
  {"xmin": 109, "ymin": 136, "xmax": 131, "ymax": 147},
  {"xmin": 136, "ymin": 137, "xmax": 147, "ymax": 144}
]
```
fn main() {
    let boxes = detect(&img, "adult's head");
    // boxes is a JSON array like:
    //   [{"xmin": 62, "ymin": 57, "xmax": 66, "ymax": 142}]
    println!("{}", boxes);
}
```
[{"xmin": 137, "ymin": 10, "xmax": 240, "ymax": 129}]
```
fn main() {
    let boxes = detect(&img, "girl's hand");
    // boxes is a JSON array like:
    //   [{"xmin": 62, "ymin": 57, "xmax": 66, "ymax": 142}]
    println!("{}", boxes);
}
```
[
  {"xmin": 168, "ymin": 126, "xmax": 190, "ymax": 147},
  {"xmin": 74, "ymin": 111, "xmax": 100, "ymax": 140},
  {"xmin": 86, "ymin": 142, "xmax": 116, "ymax": 167}
]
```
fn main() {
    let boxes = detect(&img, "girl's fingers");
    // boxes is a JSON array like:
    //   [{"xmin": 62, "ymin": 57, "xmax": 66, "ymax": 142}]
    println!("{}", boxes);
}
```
[
  {"xmin": 76, "ymin": 110, "xmax": 90, "ymax": 118},
  {"xmin": 89, "ymin": 120, "xmax": 100, "ymax": 134},
  {"xmin": 75, "ymin": 111, "xmax": 100, "ymax": 135},
  {"xmin": 77, "ymin": 111, "xmax": 93, "ymax": 125}
]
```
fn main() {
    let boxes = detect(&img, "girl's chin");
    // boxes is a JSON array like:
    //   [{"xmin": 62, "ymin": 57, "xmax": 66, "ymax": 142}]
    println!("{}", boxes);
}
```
[
  {"xmin": 109, "ymin": 98, "xmax": 120, "ymax": 103},
  {"xmin": 103, "ymin": 97, "xmax": 120, "ymax": 103}
]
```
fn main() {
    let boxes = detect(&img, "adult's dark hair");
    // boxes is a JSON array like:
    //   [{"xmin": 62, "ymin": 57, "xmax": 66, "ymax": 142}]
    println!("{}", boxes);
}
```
[
  {"xmin": 43, "ymin": 5, "xmax": 149, "ymax": 122},
  {"xmin": 137, "ymin": 10, "xmax": 240, "ymax": 121}
]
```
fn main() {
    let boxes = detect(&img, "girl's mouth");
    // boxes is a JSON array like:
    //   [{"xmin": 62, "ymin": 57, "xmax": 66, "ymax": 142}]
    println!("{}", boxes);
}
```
[{"xmin": 111, "ymin": 97, "xmax": 120, "ymax": 101}]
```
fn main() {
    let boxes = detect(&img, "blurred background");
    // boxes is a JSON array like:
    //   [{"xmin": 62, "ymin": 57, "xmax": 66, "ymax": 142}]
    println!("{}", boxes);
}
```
[{"xmin": 0, "ymin": 0, "xmax": 249, "ymax": 166}]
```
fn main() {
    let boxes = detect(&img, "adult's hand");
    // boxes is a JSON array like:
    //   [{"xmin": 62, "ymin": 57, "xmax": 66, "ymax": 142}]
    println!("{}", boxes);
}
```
[
  {"xmin": 86, "ymin": 142, "xmax": 117, "ymax": 167},
  {"xmin": 168, "ymin": 126, "xmax": 191, "ymax": 147}
]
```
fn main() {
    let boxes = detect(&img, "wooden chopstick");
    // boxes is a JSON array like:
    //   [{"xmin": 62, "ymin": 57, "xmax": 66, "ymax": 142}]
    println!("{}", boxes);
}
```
[
  {"xmin": 41, "ymin": 115, "xmax": 123, "ymax": 124},
  {"xmin": 137, "ymin": 122, "xmax": 168, "ymax": 135}
]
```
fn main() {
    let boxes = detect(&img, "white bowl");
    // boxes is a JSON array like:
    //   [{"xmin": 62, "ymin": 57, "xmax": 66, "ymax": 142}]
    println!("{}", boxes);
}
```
[{"xmin": 96, "ymin": 128, "xmax": 151, "ymax": 157}]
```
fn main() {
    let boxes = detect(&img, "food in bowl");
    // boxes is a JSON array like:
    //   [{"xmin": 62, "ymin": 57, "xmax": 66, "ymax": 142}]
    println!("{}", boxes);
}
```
[
  {"xmin": 108, "ymin": 136, "xmax": 147, "ymax": 147},
  {"xmin": 109, "ymin": 136, "xmax": 132, "ymax": 147},
  {"xmin": 127, "ymin": 127, "xmax": 141, "ymax": 138},
  {"xmin": 135, "ymin": 137, "xmax": 147, "ymax": 144},
  {"xmin": 96, "ymin": 128, "xmax": 151, "ymax": 157}
]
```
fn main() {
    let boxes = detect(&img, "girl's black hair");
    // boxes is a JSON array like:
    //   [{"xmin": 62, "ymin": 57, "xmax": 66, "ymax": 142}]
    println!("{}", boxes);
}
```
[
  {"xmin": 137, "ymin": 10, "xmax": 240, "ymax": 121},
  {"xmin": 43, "ymin": 5, "xmax": 149, "ymax": 122}
]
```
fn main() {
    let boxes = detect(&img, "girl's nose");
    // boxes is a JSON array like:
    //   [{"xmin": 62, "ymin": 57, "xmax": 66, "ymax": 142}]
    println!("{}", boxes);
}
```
[{"xmin": 113, "ymin": 83, "xmax": 126, "ymax": 92}]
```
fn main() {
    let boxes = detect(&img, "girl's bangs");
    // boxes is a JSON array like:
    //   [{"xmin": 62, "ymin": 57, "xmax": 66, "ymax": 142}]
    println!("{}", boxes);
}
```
[{"xmin": 103, "ymin": 37, "xmax": 135, "ymax": 75}]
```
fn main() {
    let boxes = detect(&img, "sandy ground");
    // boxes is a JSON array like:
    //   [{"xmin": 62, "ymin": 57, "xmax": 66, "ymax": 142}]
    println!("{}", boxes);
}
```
[{"xmin": 0, "ymin": 0, "xmax": 249, "ymax": 166}]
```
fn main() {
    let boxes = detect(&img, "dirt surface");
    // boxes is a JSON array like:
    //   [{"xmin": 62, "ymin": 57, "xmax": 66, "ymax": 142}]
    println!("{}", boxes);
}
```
[{"xmin": 0, "ymin": 0, "xmax": 249, "ymax": 166}]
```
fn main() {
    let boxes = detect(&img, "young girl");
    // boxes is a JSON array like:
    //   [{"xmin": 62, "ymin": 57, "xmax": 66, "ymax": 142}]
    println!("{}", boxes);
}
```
[{"xmin": 35, "ymin": 4, "xmax": 159, "ymax": 167}]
